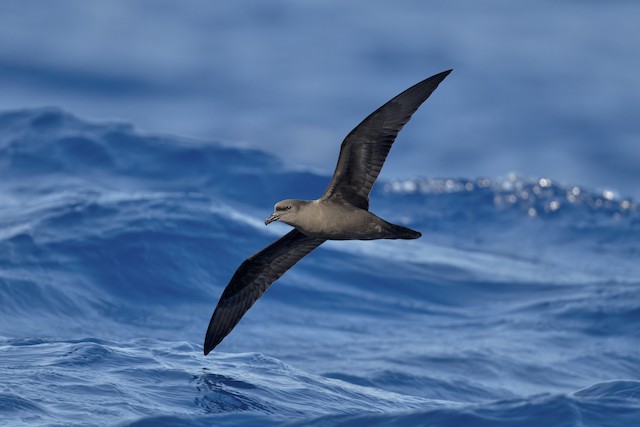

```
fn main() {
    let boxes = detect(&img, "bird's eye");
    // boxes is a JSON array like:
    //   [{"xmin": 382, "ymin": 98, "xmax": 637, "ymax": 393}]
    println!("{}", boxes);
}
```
[{"xmin": 286, "ymin": 206, "xmax": 292, "ymax": 210}]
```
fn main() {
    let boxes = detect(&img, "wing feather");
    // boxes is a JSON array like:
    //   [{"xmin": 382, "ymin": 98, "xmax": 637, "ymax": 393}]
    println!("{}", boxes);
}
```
[
  {"xmin": 321, "ymin": 70, "xmax": 452, "ymax": 209},
  {"xmin": 204, "ymin": 229, "xmax": 325, "ymax": 354}
]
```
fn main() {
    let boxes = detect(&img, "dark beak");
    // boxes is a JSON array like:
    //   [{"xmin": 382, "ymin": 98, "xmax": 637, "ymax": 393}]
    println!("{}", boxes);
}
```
[{"xmin": 264, "ymin": 213, "xmax": 279, "ymax": 225}]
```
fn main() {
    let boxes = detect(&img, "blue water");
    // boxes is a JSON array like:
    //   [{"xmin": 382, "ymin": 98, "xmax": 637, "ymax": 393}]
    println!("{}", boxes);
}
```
[
  {"xmin": 1, "ymin": 108, "xmax": 639, "ymax": 426},
  {"xmin": 2, "ymin": 0, "xmax": 640, "ymax": 199}
]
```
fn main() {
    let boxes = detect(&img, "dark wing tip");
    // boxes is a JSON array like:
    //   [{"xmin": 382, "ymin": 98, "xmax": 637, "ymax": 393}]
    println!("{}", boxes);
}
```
[
  {"xmin": 203, "ymin": 321, "xmax": 219, "ymax": 355},
  {"xmin": 419, "ymin": 69, "xmax": 452, "ymax": 90},
  {"xmin": 203, "ymin": 336, "xmax": 216, "ymax": 355},
  {"xmin": 203, "ymin": 303, "xmax": 233, "ymax": 355},
  {"xmin": 203, "ymin": 329, "xmax": 216, "ymax": 355}
]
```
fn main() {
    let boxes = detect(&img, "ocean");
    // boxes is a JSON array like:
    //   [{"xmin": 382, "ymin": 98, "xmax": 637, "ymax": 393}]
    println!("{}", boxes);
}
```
[
  {"xmin": 1, "ymin": 1, "xmax": 640, "ymax": 424},
  {"xmin": 1, "ymin": 108, "xmax": 638, "ymax": 426}
]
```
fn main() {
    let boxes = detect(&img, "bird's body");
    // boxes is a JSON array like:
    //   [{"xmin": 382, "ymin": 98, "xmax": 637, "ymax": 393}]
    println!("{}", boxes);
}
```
[
  {"xmin": 204, "ymin": 69, "xmax": 452, "ymax": 354},
  {"xmin": 270, "ymin": 199, "xmax": 420, "ymax": 240}
]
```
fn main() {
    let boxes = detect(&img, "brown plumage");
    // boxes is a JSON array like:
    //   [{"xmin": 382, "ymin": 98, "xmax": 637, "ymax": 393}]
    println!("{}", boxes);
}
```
[{"xmin": 204, "ymin": 70, "xmax": 452, "ymax": 354}]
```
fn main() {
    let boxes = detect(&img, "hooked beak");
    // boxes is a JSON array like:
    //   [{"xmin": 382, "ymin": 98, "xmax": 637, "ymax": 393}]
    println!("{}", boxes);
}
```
[{"xmin": 264, "ymin": 213, "xmax": 279, "ymax": 225}]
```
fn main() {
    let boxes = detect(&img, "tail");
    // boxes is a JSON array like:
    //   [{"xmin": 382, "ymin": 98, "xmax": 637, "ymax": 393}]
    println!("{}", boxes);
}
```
[{"xmin": 389, "ymin": 224, "xmax": 422, "ymax": 240}]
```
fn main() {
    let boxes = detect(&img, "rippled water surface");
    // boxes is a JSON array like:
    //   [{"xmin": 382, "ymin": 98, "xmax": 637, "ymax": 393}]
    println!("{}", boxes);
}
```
[{"xmin": 0, "ymin": 109, "xmax": 638, "ymax": 426}]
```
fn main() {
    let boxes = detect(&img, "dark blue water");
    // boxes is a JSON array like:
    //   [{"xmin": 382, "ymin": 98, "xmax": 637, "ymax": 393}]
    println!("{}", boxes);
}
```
[
  {"xmin": 2, "ymin": 0, "xmax": 640, "ymax": 199},
  {"xmin": 1, "ymin": 108, "xmax": 639, "ymax": 426}
]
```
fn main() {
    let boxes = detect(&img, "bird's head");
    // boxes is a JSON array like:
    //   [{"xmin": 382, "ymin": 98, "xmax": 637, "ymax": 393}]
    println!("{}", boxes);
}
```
[{"xmin": 265, "ymin": 199, "xmax": 305, "ymax": 226}]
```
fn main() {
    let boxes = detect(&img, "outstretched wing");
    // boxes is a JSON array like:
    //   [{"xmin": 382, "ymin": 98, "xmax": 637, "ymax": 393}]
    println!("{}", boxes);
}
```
[
  {"xmin": 204, "ymin": 229, "xmax": 325, "ymax": 354},
  {"xmin": 321, "ymin": 70, "xmax": 452, "ymax": 210}
]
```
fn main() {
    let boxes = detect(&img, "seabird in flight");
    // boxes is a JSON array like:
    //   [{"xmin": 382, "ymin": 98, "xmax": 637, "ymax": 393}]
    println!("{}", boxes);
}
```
[{"xmin": 204, "ymin": 69, "xmax": 452, "ymax": 354}]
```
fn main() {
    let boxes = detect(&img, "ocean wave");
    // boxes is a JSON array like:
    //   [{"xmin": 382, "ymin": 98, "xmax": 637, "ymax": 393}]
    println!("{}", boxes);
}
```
[
  {"xmin": 1, "ymin": 108, "xmax": 638, "ymax": 426},
  {"xmin": 2, "ymin": 339, "xmax": 638, "ymax": 427},
  {"xmin": 0, "ymin": 339, "xmax": 441, "ymax": 426}
]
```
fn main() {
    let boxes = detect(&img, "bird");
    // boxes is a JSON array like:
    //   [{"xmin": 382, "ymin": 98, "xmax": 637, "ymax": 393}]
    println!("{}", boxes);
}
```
[{"xmin": 204, "ymin": 69, "xmax": 452, "ymax": 355}]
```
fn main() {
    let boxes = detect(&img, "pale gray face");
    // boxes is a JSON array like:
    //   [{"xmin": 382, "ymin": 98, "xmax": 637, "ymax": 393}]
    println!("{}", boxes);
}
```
[{"xmin": 264, "ymin": 199, "xmax": 301, "ymax": 225}]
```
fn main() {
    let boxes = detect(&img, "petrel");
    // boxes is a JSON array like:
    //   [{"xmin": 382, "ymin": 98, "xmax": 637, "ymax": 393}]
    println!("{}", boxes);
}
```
[{"xmin": 204, "ymin": 70, "xmax": 452, "ymax": 354}]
